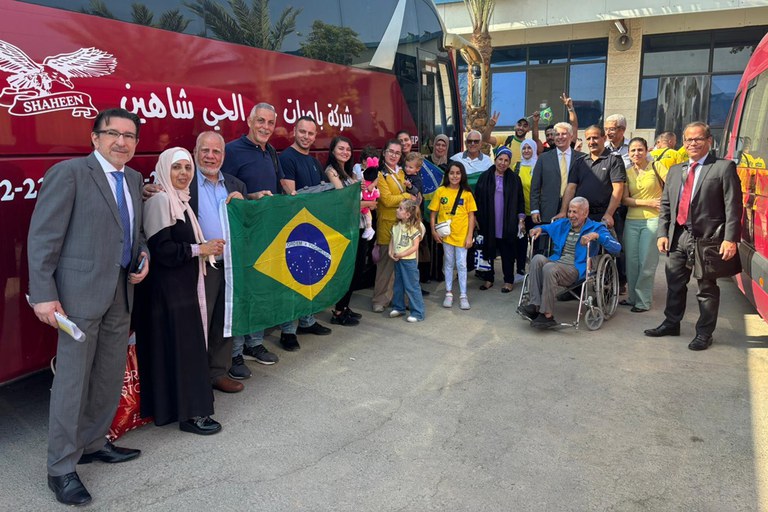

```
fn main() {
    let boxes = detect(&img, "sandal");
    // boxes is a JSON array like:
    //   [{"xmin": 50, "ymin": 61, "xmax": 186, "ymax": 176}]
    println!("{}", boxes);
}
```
[
  {"xmin": 479, "ymin": 282, "xmax": 494, "ymax": 290},
  {"xmin": 501, "ymin": 285, "xmax": 513, "ymax": 293}
]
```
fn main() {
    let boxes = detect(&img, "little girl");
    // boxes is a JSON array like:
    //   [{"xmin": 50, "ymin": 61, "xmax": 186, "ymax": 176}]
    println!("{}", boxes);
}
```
[
  {"xmin": 389, "ymin": 199, "xmax": 425, "ymax": 322},
  {"xmin": 429, "ymin": 161, "xmax": 477, "ymax": 310},
  {"xmin": 361, "ymin": 157, "xmax": 380, "ymax": 240}
]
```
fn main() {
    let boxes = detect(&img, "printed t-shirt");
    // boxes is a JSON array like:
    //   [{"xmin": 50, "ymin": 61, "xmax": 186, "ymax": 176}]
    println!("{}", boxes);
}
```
[
  {"xmin": 391, "ymin": 223, "xmax": 421, "ymax": 260},
  {"xmin": 428, "ymin": 186, "xmax": 477, "ymax": 247}
]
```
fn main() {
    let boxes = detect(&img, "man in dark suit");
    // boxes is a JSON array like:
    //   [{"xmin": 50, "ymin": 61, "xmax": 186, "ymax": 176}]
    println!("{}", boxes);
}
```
[
  {"xmin": 530, "ymin": 122, "xmax": 590, "ymax": 252},
  {"xmin": 28, "ymin": 108, "xmax": 149, "ymax": 506},
  {"xmin": 189, "ymin": 131, "xmax": 278, "ymax": 387},
  {"xmin": 644, "ymin": 121, "xmax": 742, "ymax": 350}
]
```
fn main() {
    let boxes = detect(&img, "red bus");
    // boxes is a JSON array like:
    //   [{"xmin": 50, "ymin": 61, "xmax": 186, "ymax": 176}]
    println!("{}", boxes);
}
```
[
  {"xmin": 722, "ymin": 32, "xmax": 768, "ymax": 320},
  {"xmin": 0, "ymin": 0, "xmax": 475, "ymax": 384}
]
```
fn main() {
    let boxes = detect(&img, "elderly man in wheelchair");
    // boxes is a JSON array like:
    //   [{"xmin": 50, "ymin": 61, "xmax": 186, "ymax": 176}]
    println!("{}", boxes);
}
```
[{"xmin": 517, "ymin": 197, "xmax": 622, "ymax": 329}]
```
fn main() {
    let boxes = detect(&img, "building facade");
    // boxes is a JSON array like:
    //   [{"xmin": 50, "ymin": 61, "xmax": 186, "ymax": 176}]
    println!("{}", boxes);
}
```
[{"xmin": 436, "ymin": 0, "xmax": 768, "ymax": 145}]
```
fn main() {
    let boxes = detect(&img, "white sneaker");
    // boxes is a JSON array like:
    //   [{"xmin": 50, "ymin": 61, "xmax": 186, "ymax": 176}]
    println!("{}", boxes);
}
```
[
  {"xmin": 442, "ymin": 293, "xmax": 453, "ymax": 308},
  {"xmin": 514, "ymin": 273, "xmax": 525, "ymax": 284},
  {"xmin": 389, "ymin": 309, "xmax": 404, "ymax": 318},
  {"xmin": 372, "ymin": 304, "xmax": 384, "ymax": 313},
  {"xmin": 459, "ymin": 296, "xmax": 471, "ymax": 310},
  {"xmin": 362, "ymin": 227, "xmax": 375, "ymax": 240},
  {"xmin": 406, "ymin": 316, "xmax": 420, "ymax": 323}
]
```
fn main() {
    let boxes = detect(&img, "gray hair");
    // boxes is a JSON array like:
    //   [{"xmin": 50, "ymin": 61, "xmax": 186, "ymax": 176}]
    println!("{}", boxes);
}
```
[
  {"xmin": 195, "ymin": 130, "xmax": 225, "ymax": 150},
  {"xmin": 466, "ymin": 129, "xmax": 482, "ymax": 140},
  {"xmin": 554, "ymin": 122, "xmax": 573, "ymax": 136},
  {"xmin": 570, "ymin": 196, "xmax": 589, "ymax": 211},
  {"xmin": 605, "ymin": 114, "xmax": 627, "ymax": 129},
  {"xmin": 249, "ymin": 102, "xmax": 276, "ymax": 118}
]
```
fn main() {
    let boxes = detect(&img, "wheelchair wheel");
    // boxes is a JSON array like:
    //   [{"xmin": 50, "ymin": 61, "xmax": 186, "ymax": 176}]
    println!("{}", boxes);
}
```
[
  {"xmin": 584, "ymin": 307, "xmax": 604, "ymax": 331},
  {"xmin": 595, "ymin": 254, "xmax": 619, "ymax": 318}
]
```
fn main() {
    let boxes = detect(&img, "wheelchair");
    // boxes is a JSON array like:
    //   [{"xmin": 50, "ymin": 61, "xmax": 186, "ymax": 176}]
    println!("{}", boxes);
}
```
[{"xmin": 516, "ymin": 237, "xmax": 619, "ymax": 330}]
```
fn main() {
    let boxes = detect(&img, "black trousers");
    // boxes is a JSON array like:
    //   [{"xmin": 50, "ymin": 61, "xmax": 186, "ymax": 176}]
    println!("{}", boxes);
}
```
[
  {"xmin": 486, "ymin": 236, "xmax": 519, "ymax": 284},
  {"xmin": 336, "ymin": 231, "xmax": 369, "ymax": 311},
  {"xmin": 204, "ymin": 264, "xmax": 232, "ymax": 381},
  {"xmin": 514, "ymin": 216, "xmax": 535, "ymax": 274},
  {"xmin": 663, "ymin": 226, "xmax": 720, "ymax": 337}
]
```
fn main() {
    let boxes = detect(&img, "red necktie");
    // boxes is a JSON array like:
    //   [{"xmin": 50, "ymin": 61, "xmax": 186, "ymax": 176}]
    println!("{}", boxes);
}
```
[{"xmin": 676, "ymin": 162, "xmax": 698, "ymax": 226}]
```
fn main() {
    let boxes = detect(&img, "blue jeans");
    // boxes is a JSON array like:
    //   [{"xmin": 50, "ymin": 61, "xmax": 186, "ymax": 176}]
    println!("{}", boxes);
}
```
[
  {"xmin": 298, "ymin": 315, "xmax": 316, "ymax": 328},
  {"xmin": 623, "ymin": 217, "xmax": 660, "ymax": 310},
  {"xmin": 392, "ymin": 259, "xmax": 425, "ymax": 320},
  {"xmin": 231, "ymin": 321, "xmax": 296, "ymax": 357}
]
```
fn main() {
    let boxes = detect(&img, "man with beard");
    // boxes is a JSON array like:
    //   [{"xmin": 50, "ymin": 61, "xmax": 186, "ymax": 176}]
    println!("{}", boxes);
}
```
[{"xmin": 278, "ymin": 115, "xmax": 333, "ymax": 339}]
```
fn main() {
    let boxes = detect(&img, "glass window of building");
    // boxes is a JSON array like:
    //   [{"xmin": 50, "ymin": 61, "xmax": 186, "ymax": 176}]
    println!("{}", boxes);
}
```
[
  {"xmin": 637, "ymin": 27, "xmax": 766, "ymax": 142},
  {"xmin": 487, "ymin": 40, "xmax": 607, "ymax": 130}
]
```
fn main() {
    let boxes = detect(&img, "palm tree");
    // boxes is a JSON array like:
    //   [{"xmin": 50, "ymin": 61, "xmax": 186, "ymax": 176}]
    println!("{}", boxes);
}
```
[
  {"xmin": 81, "ymin": 1, "xmax": 191, "ymax": 33},
  {"xmin": 463, "ymin": 0, "xmax": 494, "ymax": 134},
  {"xmin": 184, "ymin": 0, "xmax": 301, "ymax": 51}
]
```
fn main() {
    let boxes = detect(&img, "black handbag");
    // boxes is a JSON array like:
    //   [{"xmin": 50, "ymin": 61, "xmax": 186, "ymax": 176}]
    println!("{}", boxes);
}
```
[{"xmin": 692, "ymin": 225, "xmax": 742, "ymax": 280}]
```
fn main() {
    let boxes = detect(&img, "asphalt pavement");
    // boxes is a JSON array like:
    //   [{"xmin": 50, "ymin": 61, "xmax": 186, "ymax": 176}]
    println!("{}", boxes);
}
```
[{"xmin": 2, "ymin": 267, "xmax": 768, "ymax": 511}]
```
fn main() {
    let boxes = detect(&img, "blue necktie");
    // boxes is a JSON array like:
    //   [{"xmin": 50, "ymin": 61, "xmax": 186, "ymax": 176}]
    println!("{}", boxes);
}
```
[{"xmin": 112, "ymin": 172, "xmax": 133, "ymax": 268}]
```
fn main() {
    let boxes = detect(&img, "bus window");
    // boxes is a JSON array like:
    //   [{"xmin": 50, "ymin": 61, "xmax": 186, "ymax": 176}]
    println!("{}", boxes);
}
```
[
  {"xmin": 738, "ymin": 73, "xmax": 768, "ymax": 167},
  {"xmin": 438, "ymin": 61, "xmax": 457, "ymax": 147},
  {"xmin": 720, "ymin": 90, "xmax": 741, "ymax": 159},
  {"xmin": 738, "ymin": 71, "xmax": 768, "ymax": 250}
]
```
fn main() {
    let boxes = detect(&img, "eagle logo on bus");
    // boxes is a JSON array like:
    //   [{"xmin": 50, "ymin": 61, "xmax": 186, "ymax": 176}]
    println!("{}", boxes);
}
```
[{"xmin": 0, "ymin": 40, "xmax": 116, "ymax": 118}]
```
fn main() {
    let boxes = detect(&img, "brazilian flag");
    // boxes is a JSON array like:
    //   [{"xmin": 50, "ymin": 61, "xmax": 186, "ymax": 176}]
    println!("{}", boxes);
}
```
[{"xmin": 222, "ymin": 186, "xmax": 360, "ymax": 337}]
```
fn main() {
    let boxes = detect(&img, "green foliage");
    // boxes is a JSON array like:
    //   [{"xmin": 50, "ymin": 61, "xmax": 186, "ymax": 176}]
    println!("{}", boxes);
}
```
[
  {"xmin": 81, "ymin": 1, "xmax": 190, "ymax": 33},
  {"xmin": 185, "ymin": 0, "xmax": 301, "ymax": 51},
  {"xmin": 299, "ymin": 20, "xmax": 366, "ymax": 66}
]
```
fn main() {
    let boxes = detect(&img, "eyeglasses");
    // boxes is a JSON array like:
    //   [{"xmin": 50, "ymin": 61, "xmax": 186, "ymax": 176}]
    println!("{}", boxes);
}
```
[
  {"xmin": 466, "ymin": 139, "xmax": 481, "ymax": 144},
  {"xmin": 386, "ymin": 149, "xmax": 402, "ymax": 156},
  {"xmin": 96, "ymin": 129, "xmax": 138, "ymax": 142},
  {"xmin": 683, "ymin": 137, "xmax": 708, "ymax": 145}
]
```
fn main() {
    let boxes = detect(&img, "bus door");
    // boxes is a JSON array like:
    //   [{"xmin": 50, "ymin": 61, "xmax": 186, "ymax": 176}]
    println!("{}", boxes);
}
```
[{"xmin": 418, "ymin": 49, "xmax": 459, "ymax": 155}]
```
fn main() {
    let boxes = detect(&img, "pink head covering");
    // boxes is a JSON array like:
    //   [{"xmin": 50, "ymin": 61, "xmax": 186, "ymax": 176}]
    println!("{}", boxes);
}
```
[{"xmin": 143, "ymin": 147, "xmax": 215, "ymax": 266}]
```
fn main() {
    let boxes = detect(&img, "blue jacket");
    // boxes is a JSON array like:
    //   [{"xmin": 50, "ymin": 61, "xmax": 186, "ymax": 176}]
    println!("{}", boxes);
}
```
[{"xmin": 541, "ymin": 218, "xmax": 621, "ymax": 279}]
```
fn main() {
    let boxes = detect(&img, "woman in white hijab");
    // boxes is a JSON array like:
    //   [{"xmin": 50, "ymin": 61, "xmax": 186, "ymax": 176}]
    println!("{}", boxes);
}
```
[
  {"xmin": 513, "ymin": 139, "xmax": 538, "ymax": 280},
  {"xmin": 135, "ymin": 147, "xmax": 225, "ymax": 436}
]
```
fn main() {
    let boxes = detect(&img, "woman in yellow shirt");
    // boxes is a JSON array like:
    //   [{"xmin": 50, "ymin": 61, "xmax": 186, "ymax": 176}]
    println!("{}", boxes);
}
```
[
  {"xmin": 621, "ymin": 137, "xmax": 668, "ymax": 312},
  {"xmin": 372, "ymin": 139, "xmax": 417, "ymax": 312}
]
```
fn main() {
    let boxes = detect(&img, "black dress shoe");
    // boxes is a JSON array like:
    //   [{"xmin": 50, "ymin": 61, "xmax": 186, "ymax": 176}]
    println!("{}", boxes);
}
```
[
  {"xmin": 280, "ymin": 333, "xmax": 301, "ymax": 351},
  {"xmin": 644, "ymin": 323, "xmax": 680, "ymax": 337},
  {"xmin": 297, "ymin": 322, "xmax": 332, "ymax": 335},
  {"xmin": 688, "ymin": 334, "xmax": 713, "ymax": 351},
  {"xmin": 48, "ymin": 472, "xmax": 91, "ymax": 506},
  {"xmin": 179, "ymin": 416, "xmax": 222, "ymax": 435},
  {"xmin": 78, "ymin": 441, "xmax": 140, "ymax": 464}
]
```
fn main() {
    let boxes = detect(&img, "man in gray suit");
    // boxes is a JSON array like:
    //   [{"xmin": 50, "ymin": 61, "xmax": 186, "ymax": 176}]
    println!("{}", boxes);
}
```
[
  {"xmin": 28, "ymin": 108, "xmax": 149, "ymax": 506},
  {"xmin": 644, "ymin": 121, "xmax": 742, "ymax": 350}
]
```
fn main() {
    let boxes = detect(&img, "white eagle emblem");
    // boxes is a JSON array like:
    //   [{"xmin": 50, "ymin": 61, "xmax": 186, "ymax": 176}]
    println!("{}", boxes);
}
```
[
  {"xmin": 0, "ymin": 40, "xmax": 116, "ymax": 95},
  {"xmin": 0, "ymin": 39, "xmax": 116, "ymax": 118}
]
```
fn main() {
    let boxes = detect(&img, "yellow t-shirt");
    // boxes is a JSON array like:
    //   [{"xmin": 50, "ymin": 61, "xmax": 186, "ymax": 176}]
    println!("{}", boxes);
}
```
[
  {"xmin": 428, "ymin": 186, "xmax": 477, "ymax": 247},
  {"xmin": 391, "ymin": 222, "xmax": 421, "ymax": 260},
  {"xmin": 516, "ymin": 162, "xmax": 534, "ymax": 215},
  {"xmin": 741, "ymin": 152, "xmax": 766, "ymax": 169},
  {"xmin": 650, "ymin": 147, "xmax": 683, "ymax": 170},
  {"xmin": 626, "ymin": 161, "xmax": 668, "ymax": 220}
]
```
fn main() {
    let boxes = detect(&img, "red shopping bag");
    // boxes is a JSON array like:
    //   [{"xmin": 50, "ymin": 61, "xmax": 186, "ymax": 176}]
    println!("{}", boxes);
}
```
[{"xmin": 108, "ymin": 336, "xmax": 151, "ymax": 441}]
